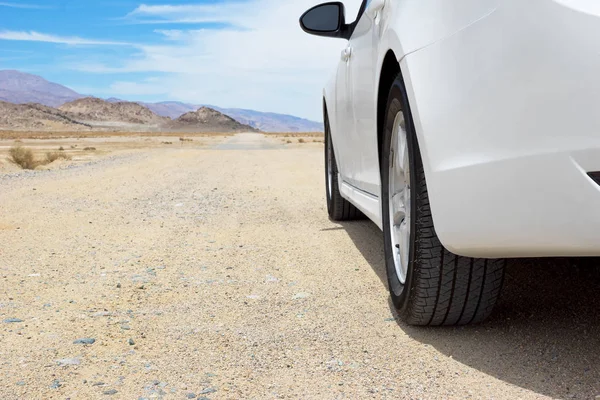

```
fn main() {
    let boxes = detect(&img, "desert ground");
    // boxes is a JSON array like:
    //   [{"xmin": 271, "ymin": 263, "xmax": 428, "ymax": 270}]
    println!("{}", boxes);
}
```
[{"xmin": 1, "ymin": 132, "xmax": 600, "ymax": 399}]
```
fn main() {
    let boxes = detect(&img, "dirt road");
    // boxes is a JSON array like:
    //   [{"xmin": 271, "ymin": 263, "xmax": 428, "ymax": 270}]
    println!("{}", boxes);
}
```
[{"xmin": 1, "ymin": 134, "xmax": 599, "ymax": 399}]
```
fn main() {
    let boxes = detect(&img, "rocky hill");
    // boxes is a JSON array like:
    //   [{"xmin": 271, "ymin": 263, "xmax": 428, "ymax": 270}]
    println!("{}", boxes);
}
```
[
  {"xmin": 0, "ymin": 101, "xmax": 91, "ymax": 131},
  {"xmin": 143, "ymin": 101, "xmax": 323, "ymax": 132},
  {"xmin": 59, "ymin": 97, "xmax": 169, "ymax": 127},
  {"xmin": 167, "ymin": 107, "xmax": 257, "ymax": 132}
]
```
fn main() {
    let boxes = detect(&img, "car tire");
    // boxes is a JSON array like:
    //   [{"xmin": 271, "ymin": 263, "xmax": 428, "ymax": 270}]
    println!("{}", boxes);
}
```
[
  {"xmin": 324, "ymin": 112, "xmax": 364, "ymax": 221},
  {"xmin": 381, "ymin": 74, "xmax": 506, "ymax": 326}
]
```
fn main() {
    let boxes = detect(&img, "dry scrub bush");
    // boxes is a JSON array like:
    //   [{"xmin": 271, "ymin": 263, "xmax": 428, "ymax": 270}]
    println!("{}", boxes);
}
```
[
  {"xmin": 84, "ymin": 147, "xmax": 96, "ymax": 151},
  {"xmin": 8, "ymin": 146, "xmax": 39, "ymax": 170},
  {"xmin": 298, "ymin": 138, "xmax": 306, "ymax": 143},
  {"xmin": 45, "ymin": 151, "xmax": 72, "ymax": 163},
  {"xmin": 286, "ymin": 140, "xmax": 292, "ymax": 144}
]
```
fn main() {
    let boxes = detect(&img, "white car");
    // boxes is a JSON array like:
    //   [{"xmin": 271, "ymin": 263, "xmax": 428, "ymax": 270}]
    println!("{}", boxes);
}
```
[{"xmin": 300, "ymin": 0, "xmax": 600, "ymax": 325}]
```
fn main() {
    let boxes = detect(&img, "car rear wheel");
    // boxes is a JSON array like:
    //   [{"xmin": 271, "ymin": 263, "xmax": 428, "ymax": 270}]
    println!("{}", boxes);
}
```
[
  {"xmin": 381, "ymin": 74, "xmax": 506, "ymax": 326},
  {"xmin": 324, "ymin": 113, "xmax": 363, "ymax": 221}
]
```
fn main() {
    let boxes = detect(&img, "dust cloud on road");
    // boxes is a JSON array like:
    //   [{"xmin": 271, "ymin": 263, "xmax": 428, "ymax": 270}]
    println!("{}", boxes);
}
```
[{"xmin": 1, "ymin": 134, "xmax": 599, "ymax": 399}]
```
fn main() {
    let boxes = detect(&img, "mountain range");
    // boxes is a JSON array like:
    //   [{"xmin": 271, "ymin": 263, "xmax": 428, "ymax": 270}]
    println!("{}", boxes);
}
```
[
  {"xmin": 0, "ymin": 70, "xmax": 322, "ymax": 132},
  {"xmin": 0, "ymin": 97, "xmax": 257, "ymax": 133}
]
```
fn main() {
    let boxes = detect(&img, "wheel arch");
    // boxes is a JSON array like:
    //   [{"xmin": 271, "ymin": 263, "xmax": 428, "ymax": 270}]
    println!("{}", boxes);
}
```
[{"xmin": 377, "ymin": 50, "xmax": 402, "ymax": 171}]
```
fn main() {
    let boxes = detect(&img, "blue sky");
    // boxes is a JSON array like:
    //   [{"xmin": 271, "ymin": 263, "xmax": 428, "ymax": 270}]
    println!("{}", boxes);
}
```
[{"xmin": 0, "ymin": 0, "xmax": 361, "ymax": 121}]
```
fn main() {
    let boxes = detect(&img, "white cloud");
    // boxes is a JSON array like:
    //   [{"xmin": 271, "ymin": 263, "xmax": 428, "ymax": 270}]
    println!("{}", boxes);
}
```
[
  {"xmin": 77, "ymin": 0, "xmax": 363, "ymax": 120},
  {"xmin": 127, "ymin": 2, "xmax": 252, "ymax": 26},
  {"xmin": 0, "ymin": 2, "xmax": 48, "ymax": 8},
  {"xmin": 0, "ymin": 31, "xmax": 134, "ymax": 46}
]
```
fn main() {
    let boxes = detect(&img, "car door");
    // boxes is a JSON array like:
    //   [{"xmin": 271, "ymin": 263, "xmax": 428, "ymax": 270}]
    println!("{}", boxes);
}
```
[
  {"xmin": 331, "ymin": 40, "xmax": 353, "ymax": 181},
  {"xmin": 344, "ymin": 0, "xmax": 384, "ymax": 196}
]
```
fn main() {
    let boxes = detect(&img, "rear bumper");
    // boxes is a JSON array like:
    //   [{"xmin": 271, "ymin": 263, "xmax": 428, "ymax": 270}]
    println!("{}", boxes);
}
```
[{"xmin": 402, "ymin": 0, "xmax": 600, "ymax": 257}]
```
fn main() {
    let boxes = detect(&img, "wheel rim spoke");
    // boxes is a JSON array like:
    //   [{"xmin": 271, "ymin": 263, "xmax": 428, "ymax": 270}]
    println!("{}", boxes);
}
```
[{"xmin": 388, "ymin": 112, "xmax": 411, "ymax": 284}]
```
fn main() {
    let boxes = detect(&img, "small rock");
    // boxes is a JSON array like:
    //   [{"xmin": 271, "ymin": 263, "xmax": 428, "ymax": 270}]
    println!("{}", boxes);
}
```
[
  {"xmin": 92, "ymin": 311, "xmax": 112, "ymax": 317},
  {"xmin": 121, "ymin": 324, "xmax": 131, "ymax": 330},
  {"xmin": 16, "ymin": 381, "xmax": 25, "ymax": 386},
  {"xmin": 50, "ymin": 379, "xmax": 62, "ymax": 389},
  {"xmin": 103, "ymin": 389, "xmax": 118, "ymax": 395},
  {"xmin": 3, "ymin": 318, "xmax": 23, "ymax": 323},
  {"xmin": 200, "ymin": 388, "xmax": 217, "ymax": 395},
  {"xmin": 56, "ymin": 358, "xmax": 81, "ymax": 366},
  {"xmin": 73, "ymin": 338, "xmax": 96, "ymax": 345},
  {"xmin": 116, "ymin": 283, "xmax": 122, "ymax": 288},
  {"xmin": 128, "ymin": 338, "xmax": 135, "ymax": 345},
  {"xmin": 292, "ymin": 293, "xmax": 310, "ymax": 300},
  {"xmin": 187, "ymin": 393, "xmax": 197, "ymax": 399}
]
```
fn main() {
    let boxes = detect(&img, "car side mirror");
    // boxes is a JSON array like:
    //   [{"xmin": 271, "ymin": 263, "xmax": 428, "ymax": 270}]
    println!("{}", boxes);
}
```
[{"xmin": 299, "ymin": 2, "xmax": 350, "ymax": 40}]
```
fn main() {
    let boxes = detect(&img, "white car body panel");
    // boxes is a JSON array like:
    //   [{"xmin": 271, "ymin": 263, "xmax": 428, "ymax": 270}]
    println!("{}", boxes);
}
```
[{"xmin": 326, "ymin": 0, "xmax": 600, "ymax": 258}]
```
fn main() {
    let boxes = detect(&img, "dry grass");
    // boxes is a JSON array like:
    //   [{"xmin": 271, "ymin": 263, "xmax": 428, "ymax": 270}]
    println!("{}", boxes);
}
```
[
  {"xmin": 7, "ymin": 146, "xmax": 74, "ymax": 169},
  {"xmin": 45, "ymin": 151, "xmax": 72, "ymax": 163},
  {"xmin": 8, "ymin": 146, "xmax": 39, "ymax": 169}
]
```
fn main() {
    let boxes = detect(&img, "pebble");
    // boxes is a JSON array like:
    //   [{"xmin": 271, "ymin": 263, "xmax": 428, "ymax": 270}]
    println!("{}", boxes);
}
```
[
  {"xmin": 292, "ymin": 293, "xmax": 310, "ymax": 300},
  {"xmin": 200, "ymin": 388, "xmax": 217, "ymax": 394},
  {"xmin": 186, "ymin": 394, "xmax": 197, "ymax": 399},
  {"xmin": 73, "ymin": 338, "xmax": 96, "ymax": 345},
  {"xmin": 3, "ymin": 318, "xmax": 23, "ymax": 323},
  {"xmin": 92, "ymin": 311, "xmax": 112, "ymax": 317},
  {"xmin": 103, "ymin": 389, "xmax": 118, "ymax": 395},
  {"xmin": 50, "ymin": 379, "xmax": 62, "ymax": 389},
  {"xmin": 16, "ymin": 381, "xmax": 25, "ymax": 386},
  {"xmin": 56, "ymin": 357, "xmax": 81, "ymax": 366},
  {"xmin": 128, "ymin": 338, "xmax": 135, "ymax": 345}
]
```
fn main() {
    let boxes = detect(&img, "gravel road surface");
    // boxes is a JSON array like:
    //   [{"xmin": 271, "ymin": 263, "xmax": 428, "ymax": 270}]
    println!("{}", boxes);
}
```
[{"xmin": 1, "ymin": 134, "xmax": 600, "ymax": 399}]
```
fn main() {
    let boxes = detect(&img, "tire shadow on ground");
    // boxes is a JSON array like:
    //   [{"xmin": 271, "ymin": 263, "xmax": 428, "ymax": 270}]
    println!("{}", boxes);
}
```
[{"xmin": 339, "ymin": 220, "xmax": 600, "ymax": 399}]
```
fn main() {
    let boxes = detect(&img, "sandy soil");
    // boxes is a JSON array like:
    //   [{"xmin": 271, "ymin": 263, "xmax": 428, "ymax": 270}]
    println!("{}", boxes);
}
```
[{"xmin": 1, "ymin": 133, "xmax": 599, "ymax": 399}]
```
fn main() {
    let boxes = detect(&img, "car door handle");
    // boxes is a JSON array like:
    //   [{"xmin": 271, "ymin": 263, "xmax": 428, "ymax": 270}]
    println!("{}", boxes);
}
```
[{"xmin": 341, "ymin": 47, "xmax": 352, "ymax": 62}]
